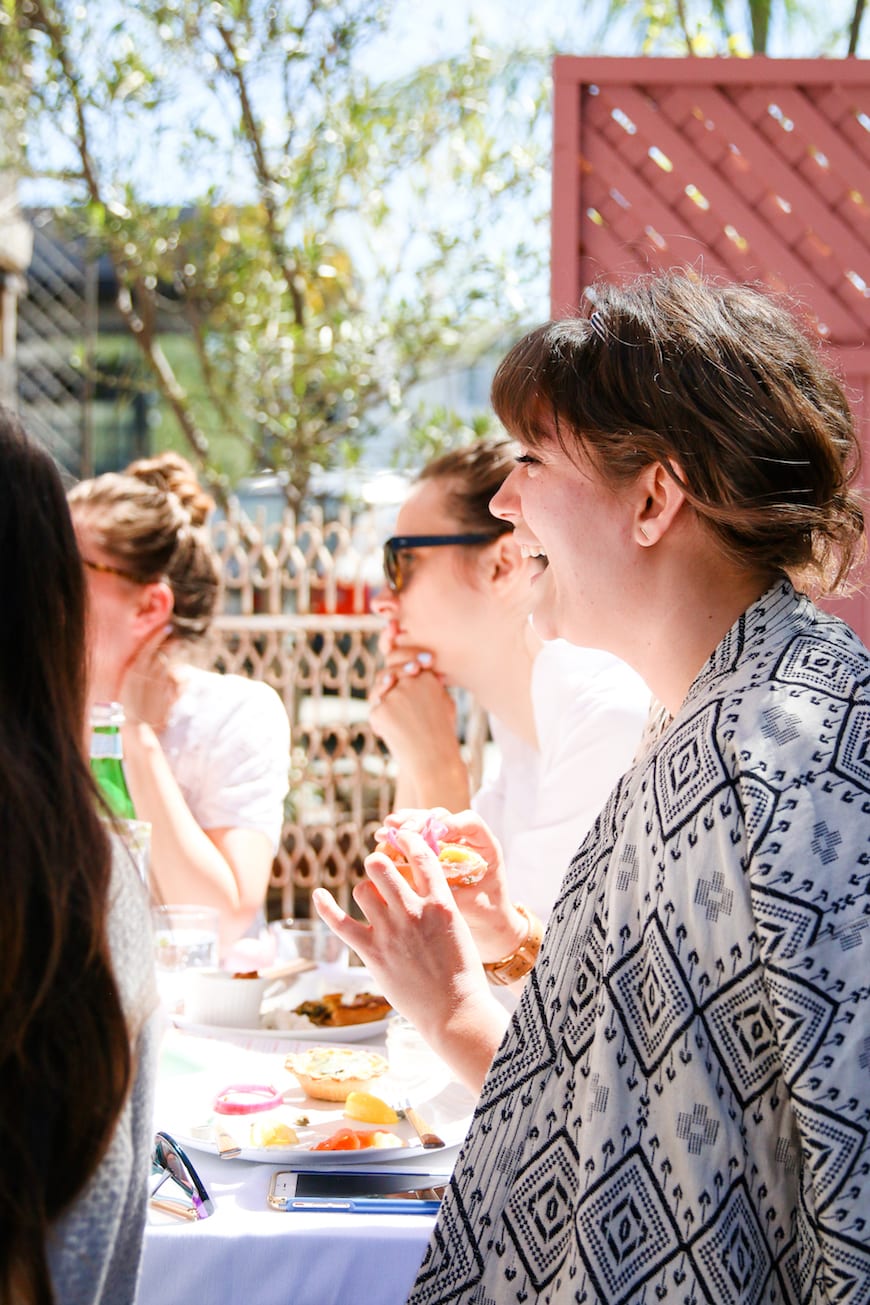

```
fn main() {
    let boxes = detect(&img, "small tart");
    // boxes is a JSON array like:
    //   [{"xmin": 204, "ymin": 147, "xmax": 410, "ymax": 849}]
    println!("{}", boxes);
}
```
[{"xmin": 285, "ymin": 1046, "xmax": 389, "ymax": 1102}]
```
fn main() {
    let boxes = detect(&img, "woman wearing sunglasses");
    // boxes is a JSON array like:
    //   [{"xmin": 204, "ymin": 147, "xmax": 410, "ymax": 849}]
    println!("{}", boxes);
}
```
[
  {"xmin": 68, "ymin": 453, "xmax": 290, "ymax": 950},
  {"xmin": 316, "ymin": 271, "xmax": 870, "ymax": 1302},
  {"xmin": 0, "ymin": 408, "xmax": 158, "ymax": 1305},
  {"xmin": 370, "ymin": 437, "xmax": 651, "ymax": 924}
]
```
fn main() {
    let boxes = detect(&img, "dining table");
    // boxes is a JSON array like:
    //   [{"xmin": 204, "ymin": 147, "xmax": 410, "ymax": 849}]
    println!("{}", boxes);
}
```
[{"xmin": 137, "ymin": 1001, "xmax": 472, "ymax": 1305}]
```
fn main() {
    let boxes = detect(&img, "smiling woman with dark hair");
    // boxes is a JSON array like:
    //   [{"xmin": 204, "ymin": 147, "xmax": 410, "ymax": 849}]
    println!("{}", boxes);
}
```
[
  {"xmin": 0, "ymin": 407, "xmax": 157, "ymax": 1305},
  {"xmin": 317, "ymin": 271, "xmax": 870, "ymax": 1304}
]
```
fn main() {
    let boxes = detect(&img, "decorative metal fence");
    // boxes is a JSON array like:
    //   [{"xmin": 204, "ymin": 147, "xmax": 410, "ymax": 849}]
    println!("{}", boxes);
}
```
[{"xmin": 207, "ymin": 502, "xmax": 488, "ymax": 918}]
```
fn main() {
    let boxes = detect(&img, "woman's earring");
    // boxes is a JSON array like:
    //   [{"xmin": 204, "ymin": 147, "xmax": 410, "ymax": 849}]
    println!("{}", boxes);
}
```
[{"xmin": 639, "ymin": 525, "xmax": 650, "ymax": 543}]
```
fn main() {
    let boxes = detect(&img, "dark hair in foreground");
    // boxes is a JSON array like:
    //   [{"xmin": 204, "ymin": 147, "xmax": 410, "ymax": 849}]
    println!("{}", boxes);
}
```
[
  {"xmin": 417, "ymin": 436, "xmax": 517, "ymax": 538},
  {"xmin": 0, "ymin": 410, "xmax": 130, "ymax": 1305},
  {"xmin": 491, "ymin": 271, "xmax": 865, "ymax": 594}
]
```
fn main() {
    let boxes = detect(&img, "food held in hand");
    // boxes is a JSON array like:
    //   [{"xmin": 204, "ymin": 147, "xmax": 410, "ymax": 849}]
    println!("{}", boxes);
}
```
[
  {"xmin": 374, "ymin": 839, "xmax": 414, "ymax": 881},
  {"xmin": 377, "ymin": 831, "xmax": 487, "ymax": 887},
  {"xmin": 285, "ymin": 1046, "xmax": 389, "ymax": 1102},
  {"xmin": 436, "ymin": 843, "xmax": 487, "ymax": 885},
  {"xmin": 249, "ymin": 1119, "xmax": 299, "ymax": 1148},
  {"xmin": 343, "ymin": 1091, "xmax": 399, "ymax": 1124},
  {"xmin": 311, "ymin": 1126, "xmax": 404, "ymax": 1152},
  {"xmin": 291, "ymin": 991, "xmax": 393, "ymax": 1028}
]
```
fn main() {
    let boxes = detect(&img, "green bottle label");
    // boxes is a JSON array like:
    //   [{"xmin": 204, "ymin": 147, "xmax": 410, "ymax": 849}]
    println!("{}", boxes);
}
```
[{"xmin": 90, "ymin": 719, "xmax": 136, "ymax": 821}]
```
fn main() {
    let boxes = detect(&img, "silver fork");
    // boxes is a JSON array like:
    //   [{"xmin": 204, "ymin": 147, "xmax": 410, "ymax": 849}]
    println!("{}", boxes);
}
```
[{"xmin": 398, "ymin": 1098, "xmax": 445, "ymax": 1150}]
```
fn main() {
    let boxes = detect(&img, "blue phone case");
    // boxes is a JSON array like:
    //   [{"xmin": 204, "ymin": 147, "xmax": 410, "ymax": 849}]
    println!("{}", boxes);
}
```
[
  {"xmin": 269, "ymin": 1169, "xmax": 446, "ymax": 1214},
  {"xmin": 286, "ymin": 1196, "xmax": 441, "ymax": 1215}
]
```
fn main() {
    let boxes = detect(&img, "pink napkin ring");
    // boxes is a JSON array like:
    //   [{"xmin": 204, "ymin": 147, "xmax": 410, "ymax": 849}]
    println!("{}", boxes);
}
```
[{"xmin": 213, "ymin": 1084, "xmax": 282, "ymax": 1116}]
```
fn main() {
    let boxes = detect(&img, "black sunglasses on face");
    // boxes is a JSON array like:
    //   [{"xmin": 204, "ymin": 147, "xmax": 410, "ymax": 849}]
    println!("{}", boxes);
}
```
[
  {"xmin": 150, "ymin": 1130, "xmax": 214, "ymax": 1221},
  {"xmin": 383, "ymin": 533, "xmax": 501, "ymax": 593}
]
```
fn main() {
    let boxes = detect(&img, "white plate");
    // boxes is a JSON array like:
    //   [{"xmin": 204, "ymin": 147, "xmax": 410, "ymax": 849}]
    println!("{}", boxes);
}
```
[
  {"xmin": 156, "ymin": 1030, "xmax": 474, "ymax": 1166},
  {"xmin": 171, "ymin": 1013, "xmax": 394, "ymax": 1044}
]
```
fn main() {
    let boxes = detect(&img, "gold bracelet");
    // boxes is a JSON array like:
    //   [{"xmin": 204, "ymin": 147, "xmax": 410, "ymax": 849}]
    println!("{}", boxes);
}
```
[{"xmin": 482, "ymin": 904, "xmax": 544, "ymax": 987}]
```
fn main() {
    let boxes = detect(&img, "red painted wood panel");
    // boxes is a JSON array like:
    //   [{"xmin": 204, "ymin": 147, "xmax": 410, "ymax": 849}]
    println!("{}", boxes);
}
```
[{"xmin": 551, "ymin": 57, "xmax": 870, "ymax": 641}]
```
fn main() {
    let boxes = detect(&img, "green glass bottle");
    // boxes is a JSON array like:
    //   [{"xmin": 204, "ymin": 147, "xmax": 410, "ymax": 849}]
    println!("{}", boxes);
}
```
[{"xmin": 89, "ymin": 701, "xmax": 137, "ymax": 820}]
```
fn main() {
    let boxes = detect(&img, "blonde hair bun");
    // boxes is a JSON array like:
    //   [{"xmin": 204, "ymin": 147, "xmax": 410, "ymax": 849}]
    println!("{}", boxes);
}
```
[{"xmin": 124, "ymin": 452, "xmax": 214, "ymax": 528}]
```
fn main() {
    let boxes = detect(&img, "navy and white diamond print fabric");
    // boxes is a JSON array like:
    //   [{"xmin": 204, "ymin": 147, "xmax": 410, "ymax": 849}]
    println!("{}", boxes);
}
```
[{"xmin": 408, "ymin": 583, "xmax": 870, "ymax": 1304}]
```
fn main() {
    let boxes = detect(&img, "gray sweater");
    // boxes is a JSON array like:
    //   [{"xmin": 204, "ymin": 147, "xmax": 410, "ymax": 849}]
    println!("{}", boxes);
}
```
[{"xmin": 46, "ymin": 840, "xmax": 158, "ymax": 1305}]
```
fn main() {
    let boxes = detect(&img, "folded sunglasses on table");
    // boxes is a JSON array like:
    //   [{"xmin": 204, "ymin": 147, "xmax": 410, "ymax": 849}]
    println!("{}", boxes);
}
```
[{"xmin": 150, "ymin": 1130, "xmax": 215, "ymax": 1222}]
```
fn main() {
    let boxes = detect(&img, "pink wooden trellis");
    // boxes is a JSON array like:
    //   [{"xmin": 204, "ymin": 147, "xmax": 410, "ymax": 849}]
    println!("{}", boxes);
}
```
[{"xmin": 551, "ymin": 57, "xmax": 870, "ymax": 640}]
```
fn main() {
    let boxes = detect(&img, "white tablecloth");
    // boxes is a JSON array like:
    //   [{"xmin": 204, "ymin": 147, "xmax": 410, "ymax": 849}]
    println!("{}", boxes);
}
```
[
  {"xmin": 139, "ymin": 1146, "xmax": 457, "ymax": 1305},
  {"xmin": 138, "ymin": 1021, "xmax": 463, "ymax": 1305}
]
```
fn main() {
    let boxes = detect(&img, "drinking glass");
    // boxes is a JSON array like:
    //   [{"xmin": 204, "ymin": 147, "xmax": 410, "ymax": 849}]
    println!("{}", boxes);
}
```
[
  {"xmin": 386, "ymin": 1017, "xmax": 453, "ymax": 1096},
  {"xmin": 267, "ymin": 917, "xmax": 350, "ymax": 998},
  {"xmin": 269, "ymin": 917, "xmax": 349, "ymax": 968},
  {"xmin": 152, "ymin": 904, "xmax": 220, "ymax": 1015}
]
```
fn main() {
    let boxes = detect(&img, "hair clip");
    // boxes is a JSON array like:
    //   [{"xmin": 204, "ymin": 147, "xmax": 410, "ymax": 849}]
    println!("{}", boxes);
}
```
[{"xmin": 589, "ymin": 310, "xmax": 607, "ymax": 342}]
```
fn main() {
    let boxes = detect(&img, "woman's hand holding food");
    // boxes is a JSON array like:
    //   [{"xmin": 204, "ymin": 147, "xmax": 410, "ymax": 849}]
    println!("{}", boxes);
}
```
[
  {"xmin": 312, "ymin": 829, "xmax": 510, "ymax": 1095},
  {"xmin": 378, "ymin": 808, "xmax": 530, "ymax": 966}
]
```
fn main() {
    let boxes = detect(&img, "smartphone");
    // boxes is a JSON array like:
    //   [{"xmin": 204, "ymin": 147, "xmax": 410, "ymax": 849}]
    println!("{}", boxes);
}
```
[{"xmin": 267, "ymin": 1169, "xmax": 446, "ymax": 1214}]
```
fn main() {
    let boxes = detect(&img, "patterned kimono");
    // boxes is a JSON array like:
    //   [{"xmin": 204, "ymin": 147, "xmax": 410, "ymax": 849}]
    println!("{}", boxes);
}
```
[{"xmin": 409, "ymin": 581, "xmax": 870, "ymax": 1305}]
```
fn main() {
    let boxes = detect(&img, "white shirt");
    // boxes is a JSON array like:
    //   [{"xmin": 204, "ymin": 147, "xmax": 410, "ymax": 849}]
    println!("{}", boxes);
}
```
[
  {"xmin": 472, "ymin": 639, "xmax": 650, "ymax": 921},
  {"xmin": 158, "ymin": 667, "xmax": 290, "ymax": 850}
]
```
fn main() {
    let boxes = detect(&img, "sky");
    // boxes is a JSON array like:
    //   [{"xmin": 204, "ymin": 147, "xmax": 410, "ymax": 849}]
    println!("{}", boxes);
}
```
[
  {"xmin": 17, "ymin": 0, "xmax": 866, "ymax": 212},
  {"xmin": 360, "ymin": 0, "xmax": 867, "ymax": 69}
]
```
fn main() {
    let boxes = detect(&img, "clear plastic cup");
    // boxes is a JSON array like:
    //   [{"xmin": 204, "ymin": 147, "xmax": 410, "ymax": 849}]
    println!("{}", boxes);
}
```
[
  {"xmin": 386, "ymin": 1016, "xmax": 453, "ymax": 1096},
  {"xmin": 152, "ymin": 904, "xmax": 220, "ymax": 1015},
  {"xmin": 268, "ymin": 917, "xmax": 350, "ymax": 998},
  {"xmin": 269, "ymin": 917, "xmax": 348, "ymax": 967}
]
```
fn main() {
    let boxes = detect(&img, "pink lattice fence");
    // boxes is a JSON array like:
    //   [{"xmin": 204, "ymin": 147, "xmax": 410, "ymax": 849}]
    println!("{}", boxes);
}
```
[{"xmin": 552, "ymin": 57, "xmax": 870, "ymax": 639}]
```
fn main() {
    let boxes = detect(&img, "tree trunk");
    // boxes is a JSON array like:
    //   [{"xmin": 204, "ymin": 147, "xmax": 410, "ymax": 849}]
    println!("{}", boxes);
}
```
[
  {"xmin": 849, "ymin": 0, "xmax": 866, "ymax": 54},
  {"xmin": 749, "ymin": 0, "xmax": 772, "ymax": 52}
]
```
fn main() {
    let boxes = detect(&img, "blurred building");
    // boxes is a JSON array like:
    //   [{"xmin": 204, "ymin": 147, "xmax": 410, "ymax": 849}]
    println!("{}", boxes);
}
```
[{"xmin": 0, "ymin": 177, "xmax": 32, "ymax": 410}]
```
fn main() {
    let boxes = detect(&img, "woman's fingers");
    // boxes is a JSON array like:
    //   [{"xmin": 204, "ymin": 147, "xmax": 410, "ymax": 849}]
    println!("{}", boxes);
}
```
[
  {"xmin": 369, "ymin": 655, "xmax": 444, "ymax": 710},
  {"xmin": 380, "ymin": 647, "xmax": 437, "ymax": 675},
  {"xmin": 368, "ymin": 669, "xmax": 397, "ymax": 709},
  {"xmin": 311, "ymin": 887, "xmax": 374, "ymax": 955},
  {"xmin": 368, "ymin": 831, "xmax": 450, "ymax": 904}
]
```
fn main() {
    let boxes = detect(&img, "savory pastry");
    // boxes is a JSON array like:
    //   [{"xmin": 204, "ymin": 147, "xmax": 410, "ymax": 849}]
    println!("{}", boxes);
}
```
[
  {"xmin": 291, "ymin": 991, "xmax": 392, "ymax": 1028},
  {"xmin": 376, "ymin": 837, "xmax": 487, "ymax": 887},
  {"xmin": 434, "ymin": 843, "xmax": 488, "ymax": 885},
  {"xmin": 285, "ymin": 1046, "xmax": 389, "ymax": 1102}
]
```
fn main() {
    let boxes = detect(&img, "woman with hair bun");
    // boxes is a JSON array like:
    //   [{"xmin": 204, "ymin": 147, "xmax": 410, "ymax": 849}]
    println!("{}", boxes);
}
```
[
  {"xmin": 317, "ymin": 271, "xmax": 870, "ymax": 1302},
  {"xmin": 69, "ymin": 452, "xmax": 290, "ymax": 948}
]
